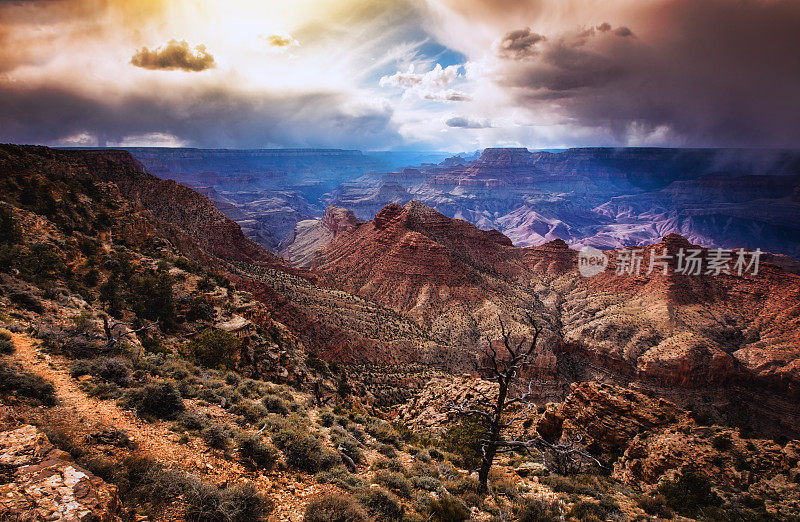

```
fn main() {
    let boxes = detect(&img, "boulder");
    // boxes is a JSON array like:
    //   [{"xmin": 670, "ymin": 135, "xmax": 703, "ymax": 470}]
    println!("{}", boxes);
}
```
[{"xmin": 0, "ymin": 425, "xmax": 122, "ymax": 521}]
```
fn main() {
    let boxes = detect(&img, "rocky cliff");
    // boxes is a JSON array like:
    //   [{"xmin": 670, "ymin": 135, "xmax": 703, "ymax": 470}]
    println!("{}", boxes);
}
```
[{"xmin": 279, "ymin": 205, "xmax": 361, "ymax": 268}]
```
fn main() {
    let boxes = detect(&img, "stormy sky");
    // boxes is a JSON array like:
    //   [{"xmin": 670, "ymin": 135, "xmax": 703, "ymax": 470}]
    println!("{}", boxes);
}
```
[{"xmin": 0, "ymin": 0, "xmax": 798, "ymax": 150}]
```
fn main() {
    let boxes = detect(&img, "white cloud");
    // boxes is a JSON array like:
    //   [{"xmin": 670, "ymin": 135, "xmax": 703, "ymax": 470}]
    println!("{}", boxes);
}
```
[{"xmin": 380, "ymin": 63, "xmax": 469, "ymax": 102}]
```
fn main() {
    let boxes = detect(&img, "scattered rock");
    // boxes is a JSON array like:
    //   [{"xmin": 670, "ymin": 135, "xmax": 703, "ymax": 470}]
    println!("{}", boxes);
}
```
[{"xmin": 0, "ymin": 425, "xmax": 122, "ymax": 521}]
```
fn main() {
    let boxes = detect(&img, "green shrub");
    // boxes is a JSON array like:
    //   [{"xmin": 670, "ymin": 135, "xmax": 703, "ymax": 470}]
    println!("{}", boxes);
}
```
[
  {"xmin": 87, "ymin": 357, "xmax": 133, "ymax": 386},
  {"xmin": 201, "ymin": 424, "xmax": 231, "ymax": 450},
  {"xmin": 372, "ymin": 470, "xmax": 413, "ymax": 498},
  {"xmin": 0, "ymin": 364, "xmax": 56, "ymax": 405},
  {"xmin": 441, "ymin": 415, "xmax": 491, "ymax": 469},
  {"xmin": 183, "ymin": 479, "xmax": 269, "ymax": 521},
  {"xmin": 262, "ymin": 394, "xmax": 290, "ymax": 415},
  {"xmin": 237, "ymin": 434, "xmax": 279, "ymax": 470},
  {"xmin": 315, "ymin": 466, "xmax": 366, "ymax": 492},
  {"xmin": 174, "ymin": 257, "xmax": 200, "ymax": 273},
  {"xmin": 411, "ymin": 475, "xmax": 441, "ymax": 492},
  {"xmin": 390, "ymin": 421, "xmax": 416, "ymax": 443},
  {"xmin": 0, "ymin": 206, "xmax": 21, "ymax": 246},
  {"xmin": 377, "ymin": 443, "xmax": 398, "ymax": 458},
  {"xmin": 540, "ymin": 474, "xmax": 607, "ymax": 498},
  {"xmin": 414, "ymin": 448, "xmax": 431, "ymax": 463},
  {"xmin": 428, "ymin": 495, "xmax": 469, "ymax": 522},
  {"xmin": 712, "ymin": 433, "xmax": 734, "ymax": 451},
  {"xmin": 122, "ymin": 457, "xmax": 271, "ymax": 521},
  {"xmin": 305, "ymin": 354, "xmax": 328, "ymax": 375},
  {"xmin": 355, "ymin": 487, "xmax": 404, "ymax": 521},
  {"xmin": 130, "ymin": 272, "xmax": 176, "ymax": 325},
  {"xmin": 514, "ymin": 498, "xmax": 562, "ymax": 521},
  {"xmin": 319, "ymin": 411, "xmax": 335, "ymax": 427},
  {"xmin": 181, "ymin": 328, "xmax": 241, "ymax": 370},
  {"xmin": 0, "ymin": 331, "xmax": 14, "ymax": 354},
  {"xmin": 85, "ymin": 381, "xmax": 123, "ymax": 400},
  {"xmin": 331, "ymin": 429, "xmax": 364, "ymax": 465},
  {"xmin": 347, "ymin": 425, "xmax": 366, "ymax": 444},
  {"xmin": 196, "ymin": 276, "xmax": 215, "ymax": 292},
  {"xmin": 410, "ymin": 462, "xmax": 440, "ymax": 479},
  {"xmin": 83, "ymin": 268, "xmax": 100, "ymax": 287},
  {"xmin": 492, "ymin": 475, "xmax": 519, "ymax": 499},
  {"xmin": 230, "ymin": 400, "xmax": 269, "ymax": 424},
  {"xmin": 636, "ymin": 493, "xmax": 671, "ymax": 518},
  {"xmin": 304, "ymin": 494, "xmax": 368, "ymax": 522},
  {"xmin": 658, "ymin": 469, "xmax": 722, "ymax": 518},
  {"xmin": 224, "ymin": 371, "xmax": 241, "ymax": 386},
  {"xmin": 370, "ymin": 457, "xmax": 406, "ymax": 473},
  {"xmin": 366, "ymin": 421, "xmax": 402, "ymax": 448},
  {"xmin": 123, "ymin": 382, "xmax": 184, "ymax": 420},
  {"xmin": 186, "ymin": 298, "xmax": 215, "ymax": 322},
  {"xmin": 273, "ymin": 427, "xmax": 324, "ymax": 472},
  {"xmin": 9, "ymin": 290, "xmax": 44, "ymax": 313},
  {"xmin": 567, "ymin": 498, "xmax": 619, "ymax": 520},
  {"xmin": 18, "ymin": 243, "xmax": 65, "ymax": 283},
  {"xmin": 320, "ymin": 449, "xmax": 343, "ymax": 471},
  {"xmin": 176, "ymin": 411, "xmax": 210, "ymax": 432},
  {"xmin": 690, "ymin": 409, "xmax": 714, "ymax": 425},
  {"xmin": 141, "ymin": 335, "xmax": 168, "ymax": 355}
]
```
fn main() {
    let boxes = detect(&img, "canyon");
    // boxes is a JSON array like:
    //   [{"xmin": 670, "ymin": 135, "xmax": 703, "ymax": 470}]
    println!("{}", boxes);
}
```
[
  {"xmin": 122, "ymin": 146, "xmax": 800, "ymax": 261},
  {"xmin": 2, "ymin": 144, "xmax": 800, "ymax": 519}
]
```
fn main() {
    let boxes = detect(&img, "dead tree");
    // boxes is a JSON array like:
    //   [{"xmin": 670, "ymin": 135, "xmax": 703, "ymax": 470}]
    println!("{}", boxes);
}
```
[
  {"xmin": 446, "ymin": 313, "xmax": 598, "ymax": 492},
  {"xmin": 101, "ymin": 316, "xmax": 153, "ymax": 357}
]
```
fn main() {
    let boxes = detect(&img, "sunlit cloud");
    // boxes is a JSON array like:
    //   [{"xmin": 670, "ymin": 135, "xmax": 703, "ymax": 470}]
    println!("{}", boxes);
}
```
[
  {"xmin": 380, "ymin": 63, "xmax": 469, "ymax": 102},
  {"xmin": 131, "ymin": 40, "xmax": 216, "ymax": 71},
  {"xmin": 262, "ymin": 34, "xmax": 299, "ymax": 53}
]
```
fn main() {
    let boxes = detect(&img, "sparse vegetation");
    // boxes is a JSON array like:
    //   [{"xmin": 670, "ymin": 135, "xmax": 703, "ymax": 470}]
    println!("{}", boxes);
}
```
[
  {"xmin": 0, "ymin": 331, "xmax": 14, "ymax": 354},
  {"xmin": 658, "ymin": 469, "xmax": 722, "ymax": 518},
  {"xmin": 237, "ymin": 433, "xmax": 279, "ymax": 470},
  {"xmin": 304, "ymin": 494, "xmax": 368, "ymax": 522},
  {"xmin": 181, "ymin": 328, "xmax": 241, "ymax": 370},
  {"xmin": 515, "ymin": 497, "xmax": 562, "ymax": 522},
  {"xmin": 428, "ymin": 495, "xmax": 470, "ymax": 522},
  {"xmin": 122, "ymin": 381, "xmax": 184, "ymax": 420},
  {"xmin": 201, "ymin": 423, "xmax": 231, "ymax": 450},
  {"xmin": 272, "ymin": 426, "xmax": 325, "ymax": 472},
  {"xmin": 0, "ymin": 363, "xmax": 56, "ymax": 405},
  {"xmin": 121, "ymin": 456, "xmax": 271, "ymax": 521},
  {"xmin": 355, "ymin": 487, "xmax": 404, "ymax": 521}
]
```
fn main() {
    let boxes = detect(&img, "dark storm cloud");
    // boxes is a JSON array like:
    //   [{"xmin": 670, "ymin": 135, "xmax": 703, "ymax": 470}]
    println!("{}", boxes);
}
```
[
  {"xmin": 613, "ymin": 26, "xmax": 632, "ymax": 38},
  {"xmin": 497, "ymin": 27, "xmax": 545, "ymax": 59},
  {"xmin": 131, "ymin": 40, "xmax": 215, "ymax": 71},
  {"xmin": 0, "ymin": 84, "xmax": 401, "ymax": 149},
  {"xmin": 492, "ymin": 0, "xmax": 800, "ymax": 147},
  {"xmin": 445, "ymin": 116, "xmax": 490, "ymax": 128}
]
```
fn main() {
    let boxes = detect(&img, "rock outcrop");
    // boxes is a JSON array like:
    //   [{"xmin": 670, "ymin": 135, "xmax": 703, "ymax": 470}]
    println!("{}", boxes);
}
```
[
  {"xmin": 0, "ymin": 425, "xmax": 121, "ymax": 521},
  {"xmin": 536, "ymin": 382, "xmax": 686, "ymax": 459},
  {"xmin": 279, "ymin": 205, "xmax": 361, "ymax": 268}
]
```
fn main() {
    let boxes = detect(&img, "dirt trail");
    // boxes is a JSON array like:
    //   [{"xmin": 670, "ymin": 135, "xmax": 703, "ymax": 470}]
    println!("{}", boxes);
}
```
[{"xmin": 6, "ymin": 331, "xmax": 326, "ymax": 521}]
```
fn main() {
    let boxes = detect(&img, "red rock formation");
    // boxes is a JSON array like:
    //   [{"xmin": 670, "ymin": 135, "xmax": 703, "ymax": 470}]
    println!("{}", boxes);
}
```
[
  {"xmin": 279, "ymin": 205, "xmax": 361, "ymax": 268},
  {"xmin": 72, "ymin": 150, "xmax": 288, "ymax": 268},
  {"xmin": 312, "ymin": 201, "xmax": 800, "ymax": 423}
]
